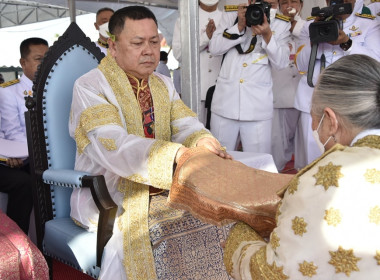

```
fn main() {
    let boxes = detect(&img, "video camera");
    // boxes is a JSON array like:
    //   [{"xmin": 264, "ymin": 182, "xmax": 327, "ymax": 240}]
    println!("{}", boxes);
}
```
[
  {"xmin": 309, "ymin": 0, "xmax": 352, "ymax": 44},
  {"xmin": 245, "ymin": 1, "xmax": 271, "ymax": 27}
]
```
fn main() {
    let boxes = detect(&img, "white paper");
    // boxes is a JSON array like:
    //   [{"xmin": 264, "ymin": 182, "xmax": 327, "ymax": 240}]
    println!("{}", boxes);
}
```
[{"xmin": 0, "ymin": 138, "xmax": 28, "ymax": 160}]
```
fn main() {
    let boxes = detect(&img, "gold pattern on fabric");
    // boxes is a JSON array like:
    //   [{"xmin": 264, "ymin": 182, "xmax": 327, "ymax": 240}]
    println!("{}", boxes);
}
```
[
  {"xmin": 369, "ymin": 205, "xmax": 380, "ymax": 225},
  {"xmin": 223, "ymin": 222, "xmax": 264, "ymax": 275},
  {"xmin": 250, "ymin": 247, "xmax": 289, "ymax": 280},
  {"xmin": 324, "ymin": 208, "xmax": 342, "ymax": 227},
  {"xmin": 299, "ymin": 260, "xmax": 318, "ymax": 277},
  {"xmin": 353, "ymin": 135, "xmax": 380, "ymax": 150},
  {"xmin": 292, "ymin": 216, "xmax": 307, "ymax": 236},
  {"xmin": 171, "ymin": 125, "xmax": 180, "ymax": 136},
  {"xmin": 147, "ymin": 140, "xmax": 181, "ymax": 190},
  {"xmin": 126, "ymin": 174, "xmax": 148, "ymax": 185},
  {"xmin": 287, "ymin": 177, "xmax": 299, "ymax": 195},
  {"xmin": 313, "ymin": 162, "xmax": 343, "ymax": 191},
  {"xmin": 98, "ymin": 137, "xmax": 117, "ymax": 151},
  {"xmin": 75, "ymin": 103, "xmax": 123, "ymax": 154},
  {"xmin": 375, "ymin": 251, "xmax": 380, "ymax": 265},
  {"xmin": 98, "ymin": 55, "xmax": 160, "ymax": 279},
  {"xmin": 170, "ymin": 99, "xmax": 197, "ymax": 122},
  {"xmin": 364, "ymin": 168, "xmax": 380, "ymax": 184},
  {"xmin": 117, "ymin": 178, "xmax": 156, "ymax": 280},
  {"xmin": 275, "ymin": 201, "xmax": 283, "ymax": 224},
  {"xmin": 183, "ymin": 129, "xmax": 214, "ymax": 148},
  {"xmin": 328, "ymin": 246, "xmax": 361, "ymax": 276},
  {"xmin": 270, "ymin": 231, "xmax": 280, "ymax": 250}
]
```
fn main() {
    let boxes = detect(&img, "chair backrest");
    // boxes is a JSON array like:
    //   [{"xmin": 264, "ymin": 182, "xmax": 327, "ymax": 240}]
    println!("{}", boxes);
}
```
[{"xmin": 26, "ymin": 21, "xmax": 104, "ymax": 236}]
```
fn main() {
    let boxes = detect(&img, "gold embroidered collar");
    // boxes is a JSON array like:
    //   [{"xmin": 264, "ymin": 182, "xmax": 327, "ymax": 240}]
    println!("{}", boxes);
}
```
[
  {"xmin": 353, "ymin": 135, "xmax": 380, "ymax": 150},
  {"xmin": 97, "ymin": 39, "xmax": 108, "ymax": 48}
]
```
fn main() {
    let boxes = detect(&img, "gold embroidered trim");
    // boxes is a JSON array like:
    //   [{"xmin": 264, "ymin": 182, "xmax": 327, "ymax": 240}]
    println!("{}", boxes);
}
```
[
  {"xmin": 250, "ymin": 246, "xmax": 289, "ymax": 280},
  {"xmin": 353, "ymin": 135, "xmax": 380, "ymax": 150},
  {"xmin": 223, "ymin": 222, "xmax": 264, "ymax": 276},
  {"xmin": 299, "ymin": 260, "xmax": 318, "ymax": 277},
  {"xmin": 117, "ymin": 178, "xmax": 156, "ymax": 279},
  {"xmin": 71, "ymin": 217, "xmax": 89, "ymax": 230},
  {"xmin": 183, "ymin": 129, "xmax": 213, "ymax": 148},
  {"xmin": 148, "ymin": 140, "xmax": 182, "ymax": 190},
  {"xmin": 171, "ymin": 125, "xmax": 180, "ymax": 136},
  {"xmin": 324, "ymin": 207, "xmax": 342, "ymax": 227},
  {"xmin": 170, "ymin": 99, "xmax": 197, "ymax": 122},
  {"xmin": 126, "ymin": 173, "xmax": 148, "ymax": 185},
  {"xmin": 98, "ymin": 137, "xmax": 117, "ymax": 151},
  {"xmin": 364, "ymin": 168, "xmax": 380, "ymax": 184},
  {"xmin": 375, "ymin": 251, "xmax": 380, "ymax": 265},
  {"xmin": 75, "ymin": 124, "xmax": 91, "ymax": 154},
  {"xmin": 270, "ymin": 231, "xmax": 280, "ymax": 250},
  {"xmin": 369, "ymin": 205, "xmax": 380, "ymax": 225},
  {"xmin": 328, "ymin": 246, "xmax": 361, "ymax": 276}
]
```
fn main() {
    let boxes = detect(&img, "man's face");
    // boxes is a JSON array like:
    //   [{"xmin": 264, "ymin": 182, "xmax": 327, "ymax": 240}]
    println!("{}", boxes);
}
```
[
  {"xmin": 279, "ymin": 0, "xmax": 303, "ymax": 16},
  {"xmin": 20, "ymin": 44, "xmax": 49, "ymax": 81},
  {"xmin": 109, "ymin": 18, "xmax": 160, "ymax": 79},
  {"xmin": 95, "ymin": 10, "xmax": 114, "ymax": 30}
]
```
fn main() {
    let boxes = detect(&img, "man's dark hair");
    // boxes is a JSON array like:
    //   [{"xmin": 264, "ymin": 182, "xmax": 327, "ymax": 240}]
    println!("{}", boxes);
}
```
[
  {"xmin": 160, "ymin": 51, "xmax": 168, "ymax": 61},
  {"xmin": 96, "ymin": 7, "xmax": 114, "ymax": 17},
  {"xmin": 20, "ymin": 37, "xmax": 48, "ymax": 58},
  {"xmin": 109, "ymin": 6, "xmax": 158, "ymax": 37}
]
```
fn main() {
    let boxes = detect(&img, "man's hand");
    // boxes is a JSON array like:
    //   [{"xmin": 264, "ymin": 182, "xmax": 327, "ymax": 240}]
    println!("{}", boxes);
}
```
[
  {"xmin": 196, "ymin": 137, "xmax": 232, "ymax": 159},
  {"xmin": 175, "ymin": 146, "xmax": 189, "ymax": 164},
  {"xmin": 6, "ymin": 157, "xmax": 24, "ymax": 168},
  {"xmin": 237, "ymin": 3, "xmax": 247, "ymax": 32},
  {"xmin": 328, "ymin": 29, "xmax": 350, "ymax": 45},
  {"xmin": 206, "ymin": 19, "xmax": 217, "ymax": 39},
  {"xmin": 251, "ymin": 14, "xmax": 272, "ymax": 44}
]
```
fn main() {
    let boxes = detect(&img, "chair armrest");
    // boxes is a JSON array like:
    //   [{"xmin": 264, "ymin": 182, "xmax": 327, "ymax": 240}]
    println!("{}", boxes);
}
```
[{"xmin": 43, "ymin": 169, "xmax": 117, "ymax": 267}]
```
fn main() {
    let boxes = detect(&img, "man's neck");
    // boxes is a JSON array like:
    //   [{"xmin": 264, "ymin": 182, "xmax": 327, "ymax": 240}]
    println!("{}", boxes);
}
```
[{"xmin": 200, "ymin": 3, "xmax": 218, "ymax": 12}]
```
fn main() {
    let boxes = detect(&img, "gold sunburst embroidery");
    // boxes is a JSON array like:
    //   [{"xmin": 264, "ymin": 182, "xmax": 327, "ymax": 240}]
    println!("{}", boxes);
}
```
[
  {"xmin": 369, "ymin": 205, "xmax": 380, "ymax": 225},
  {"xmin": 98, "ymin": 137, "xmax": 117, "ymax": 151},
  {"xmin": 329, "ymin": 246, "xmax": 361, "ymax": 276},
  {"xmin": 375, "ymin": 251, "xmax": 380, "ymax": 265},
  {"xmin": 270, "ymin": 231, "xmax": 280, "ymax": 250},
  {"xmin": 275, "ymin": 201, "xmax": 283, "ymax": 224},
  {"xmin": 268, "ymin": 261, "xmax": 289, "ymax": 280},
  {"xmin": 313, "ymin": 162, "xmax": 343, "ymax": 191},
  {"xmin": 364, "ymin": 169, "xmax": 380, "ymax": 184},
  {"xmin": 299, "ymin": 260, "xmax": 318, "ymax": 277},
  {"xmin": 287, "ymin": 177, "xmax": 299, "ymax": 194},
  {"xmin": 292, "ymin": 216, "xmax": 307, "ymax": 236},
  {"xmin": 324, "ymin": 208, "xmax": 342, "ymax": 227}
]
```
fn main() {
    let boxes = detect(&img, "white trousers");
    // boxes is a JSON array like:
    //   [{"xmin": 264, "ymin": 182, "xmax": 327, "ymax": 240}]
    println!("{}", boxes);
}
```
[
  {"xmin": 271, "ymin": 108, "xmax": 300, "ymax": 171},
  {"xmin": 210, "ymin": 112, "xmax": 272, "ymax": 154},
  {"xmin": 294, "ymin": 111, "xmax": 321, "ymax": 170}
]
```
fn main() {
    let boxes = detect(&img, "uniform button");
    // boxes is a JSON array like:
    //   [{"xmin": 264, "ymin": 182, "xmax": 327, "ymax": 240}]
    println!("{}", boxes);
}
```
[
  {"xmin": 209, "ymin": 55, "xmax": 212, "ymax": 58},
  {"xmin": 243, "ymin": 63, "xmax": 248, "ymax": 67},
  {"xmin": 240, "ymin": 79, "xmax": 244, "ymax": 83},
  {"xmin": 208, "ymin": 69, "xmax": 212, "ymax": 72},
  {"xmin": 333, "ymin": 51, "xmax": 337, "ymax": 55}
]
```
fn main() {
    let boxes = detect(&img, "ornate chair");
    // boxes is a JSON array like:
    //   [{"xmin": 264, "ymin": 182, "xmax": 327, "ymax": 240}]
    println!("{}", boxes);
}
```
[{"xmin": 25, "ymin": 22, "xmax": 117, "ymax": 278}]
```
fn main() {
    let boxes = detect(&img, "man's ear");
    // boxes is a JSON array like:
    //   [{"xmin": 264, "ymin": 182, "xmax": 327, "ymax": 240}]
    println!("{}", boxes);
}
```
[
  {"xmin": 108, "ymin": 38, "xmax": 116, "ymax": 57},
  {"xmin": 19, "ymin": 58, "xmax": 25, "ymax": 68},
  {"xmin": 94, "ymin": 22, "xmax": 99, "ymax": 30},
  {"xmin": 324, "ymin": 107, "xmax": 339, "ymax": 136}
]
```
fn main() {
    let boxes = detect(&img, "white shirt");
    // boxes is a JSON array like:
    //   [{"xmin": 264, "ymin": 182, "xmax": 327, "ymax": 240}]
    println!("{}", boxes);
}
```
[{"xmin": 155, "ymin": 61, "xmax": 171, "ymax": 78}]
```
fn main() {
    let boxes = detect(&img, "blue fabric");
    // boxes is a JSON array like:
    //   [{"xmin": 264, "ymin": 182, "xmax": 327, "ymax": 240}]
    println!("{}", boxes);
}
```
[{"xmin": 44, "ymin": 218, "xmax": 100, "ymax": 278}]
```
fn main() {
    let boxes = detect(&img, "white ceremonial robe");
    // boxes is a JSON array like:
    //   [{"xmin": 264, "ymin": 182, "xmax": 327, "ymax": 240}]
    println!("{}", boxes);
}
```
[
  {"xmin": 224, "ymin": 131, "xmax": 380, "ymax": 280},
  {"xmin": 294, "ymin": 0, "xmax": 380, "ymax": 169}
]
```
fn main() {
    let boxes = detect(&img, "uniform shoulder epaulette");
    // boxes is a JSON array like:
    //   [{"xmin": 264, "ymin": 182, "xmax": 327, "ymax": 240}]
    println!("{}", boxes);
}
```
[
  {"xmin": 0, "ymin": 79, "xmax": 20, "ymax": 88},
  {"xmin": 275, "ymin": 14, "xmax": 291, "ymax": 22},
  {"xmin": 307, "ymin": 16, "xmax": 316, "ymax": 21},
  {"xmin": 371, "ymin": 0, "xmax": 380, "ymax": 2},
  {"xmin": 355, "ymin": 12, "xmax": 376, "ymax": 19},
  {"xmin": 224, "ymin": 5, "xmax": 238, "ymax": 12}
]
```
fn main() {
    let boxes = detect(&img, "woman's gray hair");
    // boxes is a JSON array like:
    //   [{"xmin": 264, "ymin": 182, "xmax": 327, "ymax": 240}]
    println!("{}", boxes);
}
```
[{"xmin": 311, "ymin": 54, "xmax": 380, "ymax": 130}]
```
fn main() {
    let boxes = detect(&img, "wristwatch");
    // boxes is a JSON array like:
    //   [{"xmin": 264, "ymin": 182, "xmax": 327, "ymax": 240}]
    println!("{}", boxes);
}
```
[{"xmin": 340, "ymin": 38, "xmax": 352, "ymax": 51}]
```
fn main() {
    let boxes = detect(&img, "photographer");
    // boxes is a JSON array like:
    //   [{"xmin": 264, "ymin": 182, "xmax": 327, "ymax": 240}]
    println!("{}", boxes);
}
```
[
  {"xmin": 293, "ymin": 0, "xmax": 380, "ymax": 170},
  {"xmin": 209, "ymin": 0, "xmax": 291, "ymax": 154}
]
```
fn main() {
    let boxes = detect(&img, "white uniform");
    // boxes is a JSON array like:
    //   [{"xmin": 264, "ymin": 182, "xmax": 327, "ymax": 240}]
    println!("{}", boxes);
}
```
[
  {"xmin": 172, "ymin": 7, "xmax": 223, "ymax": 125},
  {"xmin": 294, "ymin": 0, "xmax": 380, "ymax": 169},
  {"xmin": 0, "ymin": 74, "xmax": 32, "ymax": 142},
  {"xmin": 94, "ymin": 40, "xmax": 107, "ymax": 55},
  {"xmin": 368, "ymin": 2, "xmax": 380, "ymax": 21},
  {"xmin": 271, "ymin": 17, "xmax": 306, "ymax": 171},
  {"xmin": 208, "ymin": 10, "xmax": 290, "ymax": 153},
  {"xmin": 155, "ymin": 61, "xmax": 171, "ymax": 77}
]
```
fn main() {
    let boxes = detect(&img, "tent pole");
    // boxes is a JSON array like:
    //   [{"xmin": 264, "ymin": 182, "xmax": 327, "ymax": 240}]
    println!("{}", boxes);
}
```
[
  {"xmin": 68, "ymin": 0, "xmax": 76, "ymax": 23},
  {"xmin": 178, "ymin": 1, "xmax": 200, "ymax": 115}
]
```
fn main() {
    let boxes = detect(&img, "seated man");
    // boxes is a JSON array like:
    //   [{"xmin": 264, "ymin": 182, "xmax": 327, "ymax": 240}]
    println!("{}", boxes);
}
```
[
  {"xmin": 0, "ymin": 37, "xmax": 48, "ymax": 234},
  {"xmin": 69, "ymin": 6, "xmax": 231, "ymax": 280}
]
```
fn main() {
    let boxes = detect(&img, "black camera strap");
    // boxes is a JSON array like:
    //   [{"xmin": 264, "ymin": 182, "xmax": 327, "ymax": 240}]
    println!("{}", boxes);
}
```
[
  {"xmin": 307, "ymin": 43, "xmax": 319, "ymax": 88},
  {"xmin": 222, "ymin": 17, "xmax": 257, "ymax": 55}
]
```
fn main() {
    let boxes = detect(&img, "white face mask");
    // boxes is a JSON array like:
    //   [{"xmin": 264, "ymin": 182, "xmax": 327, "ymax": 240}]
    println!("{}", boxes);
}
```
[
  {"xmin": 312, "ymin": 113, "xmax": 332, "ymax": 153},
  {"xmin": 98, "ymin": 22, "xmax": 110, "ymax": 39},
  {"xmin": 270, "ymin": 8, "xmax": 277, "ymax": 21}
]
